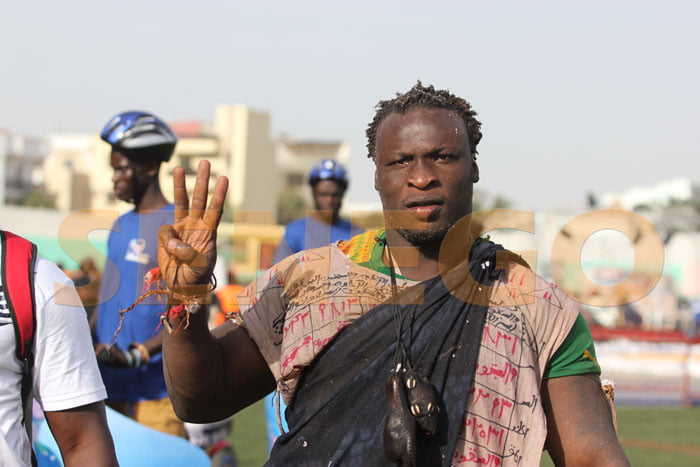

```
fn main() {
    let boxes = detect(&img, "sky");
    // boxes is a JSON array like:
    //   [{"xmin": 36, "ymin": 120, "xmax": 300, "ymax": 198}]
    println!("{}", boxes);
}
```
[{"xmin": 1, "ymin": 0, "xmax": 698, "ymax": 212}]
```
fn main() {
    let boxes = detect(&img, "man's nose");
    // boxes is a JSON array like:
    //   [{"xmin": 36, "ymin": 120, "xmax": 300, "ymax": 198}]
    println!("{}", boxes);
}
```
[{"xmin": 407, "ymin": 159, "xmax": 437, "ymax": 189}]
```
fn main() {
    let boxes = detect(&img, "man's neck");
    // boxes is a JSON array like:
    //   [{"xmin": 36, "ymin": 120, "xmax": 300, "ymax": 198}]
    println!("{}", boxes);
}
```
[
  {"xmin": 383, "ymin": 232, "xmax": 439, "ymax": 282},
  {"xmin": 134, "ymin": 185, "xmax": 169, "ymax": 213},
  {"xmin": 309, "ymin": 210, "xmax": 338, "ymax": 225},
  {"xmin": 382, "ymin": 230, "xmax": 471, "ymax": 282}
]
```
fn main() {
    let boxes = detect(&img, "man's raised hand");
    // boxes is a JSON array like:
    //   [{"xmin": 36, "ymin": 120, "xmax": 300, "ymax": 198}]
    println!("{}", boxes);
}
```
[{"xmin": 158, "ymin": 160, "xmax": 229, "ymax": 296}]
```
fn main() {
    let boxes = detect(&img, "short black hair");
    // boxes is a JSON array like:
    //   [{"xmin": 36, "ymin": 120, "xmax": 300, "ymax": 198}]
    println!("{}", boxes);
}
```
[
  {"xmin": 115, "ymin": 145, "xmax": 171, "ymax": 166},
  {"xmin": 366, "ymin": 81, "xmax": 482, "ymax": 160},
  {"xmin": 310, "ymin": 178, "xmax": 347, "ymax": 192}
]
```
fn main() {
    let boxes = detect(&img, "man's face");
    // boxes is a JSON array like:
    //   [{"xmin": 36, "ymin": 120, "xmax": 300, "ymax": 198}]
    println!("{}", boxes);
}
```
[
  {"xmin": 374, "ymin": 107, "xmax": 479, "ymax": 247},
  {"xmin": 312, "ymin": 179, "xmax": 345, "ymax": 213},
  {"xmin": 110, "ymin": 150, "xmax": 153, "ymax": 204}
]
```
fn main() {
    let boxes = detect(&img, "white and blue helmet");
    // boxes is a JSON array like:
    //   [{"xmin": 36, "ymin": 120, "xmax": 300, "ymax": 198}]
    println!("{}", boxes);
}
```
[
  {"xmin": 308, "ymin": 159, "xmax": 348, "ymax": 189},
  {"xmin": 100, "ymin": 110, "xmax": 177, "ymax": 162}
]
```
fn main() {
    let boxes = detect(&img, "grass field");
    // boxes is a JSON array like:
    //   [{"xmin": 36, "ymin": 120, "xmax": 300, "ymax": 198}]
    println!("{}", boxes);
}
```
[
  {"xmin": 542, "ymin": 405, "xmax": 700, "ymax": 466},
  {"xmin": 231, "ymin": 403, "xmax": 700, "ymax": 466},
  {"xmin": 230, "ymin": 399, "xmax": 269, "ymax": 466}
]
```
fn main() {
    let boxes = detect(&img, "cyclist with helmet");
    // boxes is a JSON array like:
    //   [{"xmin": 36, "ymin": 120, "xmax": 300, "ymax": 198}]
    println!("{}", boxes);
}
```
[
  {"xmin": 273, "ymin": 159, "xmax": 364, "ymax": 264},
  {"xmin": 93, "ymin": 111, "xmax": 184, "ymax": 437}
]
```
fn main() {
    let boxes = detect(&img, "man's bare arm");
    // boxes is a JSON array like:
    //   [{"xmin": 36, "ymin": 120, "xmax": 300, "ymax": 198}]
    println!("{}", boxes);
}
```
[
  {"xmin": 163, "ymin": 314, "xmax": 275, "ymax": 422},
  {"xmin": 543, "ymin": 374, "xmax": 629, "ymax": 466},
  {"xmin": 158, "ymin": 160, "xmax": 275, "ymax": 423},
  {"xmin": 44, "ymin": 401, "xmax": 118, "ymax": 467}
]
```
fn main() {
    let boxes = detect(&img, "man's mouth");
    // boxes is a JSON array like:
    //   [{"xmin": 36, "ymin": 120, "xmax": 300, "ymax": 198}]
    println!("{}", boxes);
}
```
[
  {"xmin": 113, "ymin": 185, "xmax": 129, "ymax": 198},
  {"xmin": 405, "ymin": 198, "xmax": 444, "ymax": 220}
]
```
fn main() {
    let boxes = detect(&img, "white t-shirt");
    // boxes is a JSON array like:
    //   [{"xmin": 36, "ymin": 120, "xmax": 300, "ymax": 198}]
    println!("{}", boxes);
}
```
[{"xmin": 0, "ymin": 257, "xmax": 107, "ymax": 466}]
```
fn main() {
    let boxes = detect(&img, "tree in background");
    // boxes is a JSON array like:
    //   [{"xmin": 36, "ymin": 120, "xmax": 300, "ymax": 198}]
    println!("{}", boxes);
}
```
[
  {"xmin": 19, "ymin": 186, "xmax": 56, "ymax": 209},
  {"xmin": 276, "ymin": 188, "xmax": 307, "ymax": 224},
  {"xmin": 473, "ymin": 189, "xmax": 511, "ymax": 212}
]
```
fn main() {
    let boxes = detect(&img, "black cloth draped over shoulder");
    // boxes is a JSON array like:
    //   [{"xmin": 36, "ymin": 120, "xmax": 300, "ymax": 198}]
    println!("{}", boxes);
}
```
[{"xmin": 267, "ymin": 240, "xmax": 520, "ymax": 466}]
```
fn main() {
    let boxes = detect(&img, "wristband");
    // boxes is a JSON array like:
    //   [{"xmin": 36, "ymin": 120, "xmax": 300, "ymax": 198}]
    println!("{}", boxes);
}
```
[
  {"xmin": 136, "ymin": 342, "xmax": 151, "ymax": 363},
  {"xmin": 128, "ymin": 343, "xmax": 150, "ymax": 368},
  {"xmin": 122, "ymin": 347, "xmax": 134, "ymax": 367},
  {"xmin": 128, "ymin": 347, "xmax": 141, "ymax": 368}
]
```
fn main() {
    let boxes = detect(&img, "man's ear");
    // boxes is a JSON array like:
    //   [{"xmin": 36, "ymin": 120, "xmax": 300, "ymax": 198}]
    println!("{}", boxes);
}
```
[
  {"xmin": 374, "ymin": 167, "xmax": 379, "ymax": 191},
  {"xmin": 472, "ymin": 157, "xmax": 480, "ymax": 183},
  {"xmin": 145, "ymin": 159, "xmax": 161, "ymax": 178}
]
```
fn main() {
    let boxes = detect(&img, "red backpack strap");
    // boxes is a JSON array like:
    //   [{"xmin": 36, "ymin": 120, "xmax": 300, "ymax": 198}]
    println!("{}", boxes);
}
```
[
  {"xmin": 1, "ymin": 230, "xmax": 38, "ymax": 460},
  {"xmin": 1, "ymin": 230, "xmax": 38, "ymax": 360}
]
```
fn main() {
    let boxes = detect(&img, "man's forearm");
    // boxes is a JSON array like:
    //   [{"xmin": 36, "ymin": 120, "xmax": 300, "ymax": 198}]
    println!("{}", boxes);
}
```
[
  {"xmin": 543, "ymin": 374, "xmax": 630, "ymax": 466},
  {"xmin": 162, "ymin": 306, "xmax": 232, "ymax": 422},
  {"xmin": 45, "ymin": 402, "xmax": 118, "ymax": 467},
  {"xmin": 62, "ymin": 438, "xmax": 118, "ymax": 467},
  {"xmin": 140, "ymin": 327, "xmax": 164, "ymax": 358}
]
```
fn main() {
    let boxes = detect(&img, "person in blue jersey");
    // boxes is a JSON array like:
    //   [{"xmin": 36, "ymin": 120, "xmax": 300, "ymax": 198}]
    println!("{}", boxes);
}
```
[
  {"xmin": 93, "ymin": 111, "xmax": 184, "ymax": 437},
  {"xmin": 273, "ymin": 159, "xmax": 364, "ymax": 263}
]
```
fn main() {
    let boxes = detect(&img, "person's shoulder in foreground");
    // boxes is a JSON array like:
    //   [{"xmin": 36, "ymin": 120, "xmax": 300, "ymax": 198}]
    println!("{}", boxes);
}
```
[
  {"xmin": 33, "ymin": 257, "xmax": 118, "ymax": 466},
  {"xmin": 0, "ymin": 239, "xmax": 117, "ymax": 466}
]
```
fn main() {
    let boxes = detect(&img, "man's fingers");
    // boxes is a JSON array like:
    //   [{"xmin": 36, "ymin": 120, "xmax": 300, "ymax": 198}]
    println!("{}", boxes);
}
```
[
  {"xmin": 165, "ymin": 238, "xmax": 199, "ymax": 264},
  {"xmin": 94, "ymin": 343, "xmax": 106, "ymax": 357},
  {"xmin": 158, "ymin": 224, "xmax": 178, "ymax": 249},
  {"xmin": 190, "ymin": 160, "xmax": 211, "ymax": 220},
  {"xmin": 173, "ymin": 167, "xmax": 189, "ymax": 223},
  {"xmin": 173, "ymin": 160, "xmax": 226, "ymax": 227},
  {"xmin": 204, "ymin": 175, "xmax": 229, "ymax": 228}
]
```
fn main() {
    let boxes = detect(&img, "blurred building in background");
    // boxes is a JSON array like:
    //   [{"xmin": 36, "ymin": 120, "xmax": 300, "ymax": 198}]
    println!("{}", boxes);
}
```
[
  {"xmin": 38, "ymin": 105, "xmax": 350, "ymax": 222},
  {"xmin": 42, "ymin": 105, "xmax": 276, "ymax": 215},
  {"xmin": 600, "ymin": 178, "xmax": 697, "ymax": 211},
  {"xmin": 0, "ymin": 129, "xmax": 50, "ymax": 206},
  {"xmin": 4, "ymin": 110, "xmax": 700, "ymax": 335},
  {"xmin": 43, "ymin": 133, "xmax": 100, "ymax": 212},
  {"xmin": 2, "ymin": 105, "xmax": 351, "ymax": 279}
]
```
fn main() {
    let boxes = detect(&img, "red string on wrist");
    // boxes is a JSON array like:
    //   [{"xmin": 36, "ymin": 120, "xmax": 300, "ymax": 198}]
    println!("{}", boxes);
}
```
[{"xmin": 112, "ymin": 267, "xmax": 215, "ymax": 342}]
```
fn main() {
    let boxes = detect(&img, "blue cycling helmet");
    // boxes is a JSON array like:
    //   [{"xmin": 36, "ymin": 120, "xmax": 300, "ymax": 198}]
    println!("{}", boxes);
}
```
[
  {"xmin": 308, "ymin": 159, "xmax": 348, "ymax": 189},
  {"xmin": 100, "ymin": 110, "xmax": 178, "ymax": 162}
]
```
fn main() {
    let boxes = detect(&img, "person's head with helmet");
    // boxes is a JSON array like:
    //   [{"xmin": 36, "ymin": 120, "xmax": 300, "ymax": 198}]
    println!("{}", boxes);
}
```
[
  {"xmin": 100, "ymin": 111, "xmax": 177, "ymax": 211},
  {"xmin": 308, "ymin": 159, "xmax": 349, "ymax": 221}
]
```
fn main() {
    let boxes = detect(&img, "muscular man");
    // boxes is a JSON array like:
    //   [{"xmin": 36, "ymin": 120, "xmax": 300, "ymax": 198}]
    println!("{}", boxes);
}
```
[{"xmin": 159, "ymin": 82, "xmax": 629, "ymax": 465}]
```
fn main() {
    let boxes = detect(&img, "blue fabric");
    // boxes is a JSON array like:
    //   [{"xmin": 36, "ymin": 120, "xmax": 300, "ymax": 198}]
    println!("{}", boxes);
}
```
[
  {"xmin": 273, "ymin": 216, "xmax": 364, "ymax": 263},
  {"xmin": 33, "ymin": 441, "xmax": 61, "ymax": 466},
  {"xmin": 95, "ymin": 205, "xmax": 174, "ymax": 401}
]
